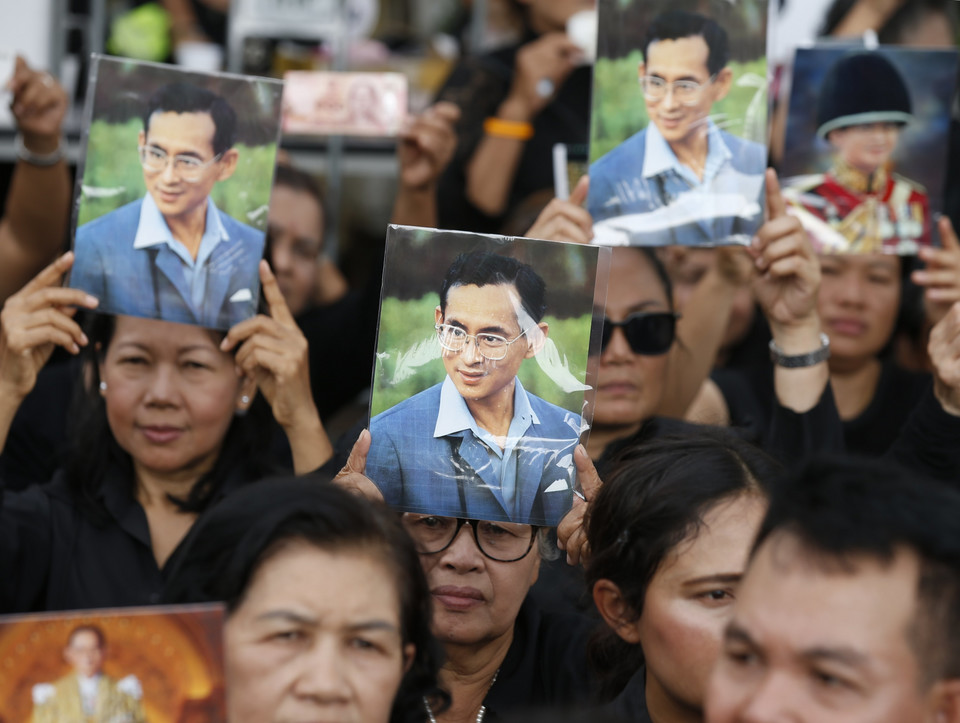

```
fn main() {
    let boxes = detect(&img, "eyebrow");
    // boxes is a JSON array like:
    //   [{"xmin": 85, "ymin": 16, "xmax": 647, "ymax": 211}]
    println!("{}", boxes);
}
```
[
  {"xmin": 255, "ymin": 610, "xmax": 400, "ymax": 634},
  {"xmin": 445, "ymin": 319, "xmax": 513, "ymax": 337},
  {"xmin": 683, "ymin": 573, "xmax": 742, "ymax": 587},
  {"xmin": 626, "ymin": 301, "xmax": 669, "ymax": 314},
  {"xmin": 649, "ymin": 71, "xmax": 703, "ymax": 83},
  {"xmin": 726, "ymin": 624, "xmax": 869, "ymax": 668},
  {"xmin": 145, "ymin": 141, "xmax": 206, "ymax": 160}
]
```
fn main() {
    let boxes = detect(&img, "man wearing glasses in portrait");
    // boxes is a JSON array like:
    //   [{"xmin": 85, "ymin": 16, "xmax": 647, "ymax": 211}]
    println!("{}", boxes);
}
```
[
  {"xmin": 588, "ymin": 10, "xmax": 766, "ymax": 246},
  {"xmin": 71, "ymin": 82, "xmax": 263, "ymax": 329},
  {"xmin": 367, "ymin": 251, "xmax": 582, "ymax": 527}
]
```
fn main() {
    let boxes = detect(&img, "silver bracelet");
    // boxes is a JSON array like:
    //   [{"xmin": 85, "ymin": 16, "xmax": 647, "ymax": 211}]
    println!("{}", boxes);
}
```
[
  {"xmin": 15, "ymin": 132, "xmax": 65, "ymax": 166},
  {"xmin": 769, "ymin": 332, "xmax": 831, "ymax": 368}
]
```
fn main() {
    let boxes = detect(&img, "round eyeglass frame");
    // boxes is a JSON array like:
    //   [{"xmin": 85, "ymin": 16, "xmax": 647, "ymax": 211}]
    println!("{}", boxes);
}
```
[
  {"xmin": 138, "ymin": 144, "xmax": 224, "ymax": 183},
  {"xmin": 403, "ymin": 516, "xmax": 538, "ymax": 563},
  {"xmin": 639, "ymin": 74, "xmax": 717, "ymax": 106}
]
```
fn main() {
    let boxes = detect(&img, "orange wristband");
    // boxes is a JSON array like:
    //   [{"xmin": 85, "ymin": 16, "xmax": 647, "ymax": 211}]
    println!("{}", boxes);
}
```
[{"xmin": 483, "ymin": 117, "xmax": 534, "ymax": 141}]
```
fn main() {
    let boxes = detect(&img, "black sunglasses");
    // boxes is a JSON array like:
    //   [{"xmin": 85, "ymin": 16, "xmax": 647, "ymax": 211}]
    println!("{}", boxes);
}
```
[{"xmin": 601, "ymin": 312, "xmax": 678, "ymax": 356}]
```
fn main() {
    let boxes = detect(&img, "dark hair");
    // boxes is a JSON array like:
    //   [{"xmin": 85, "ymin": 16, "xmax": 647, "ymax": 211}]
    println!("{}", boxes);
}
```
[
  {"xmin": 273, "ymin": 163, "xmax": 326, "ymax": 212},
  {"xmin": 143, "ymin": 82, "xmax": 237, "ymax": 156},
  {"xmin": 585, "ymin": 429, "xmax": 781, "ymax": 698},
  {"xmin": 163, "ymin": 478, "xmax": 448, "ymax": 723},
  {"xmin": 754, "ymin": 455, "xmax": 960, "ymax": 684},
  {"xmin": 439, "ymin": 251, "xmax": 547, "ymax": 323},
  {"xmin": 642, "ymin": 10, "xmax": 730, "ymax": 76},
  {"xmin": 64, "ymin": 314, "xmax": 275, "ymax": 525},
  {"xmin": 67, "ymin": 624, "xmax": 106, "ymax": 649},
  {"xmin": 635, "ymin": 247, "xmax": 674, "ymax": 311}
]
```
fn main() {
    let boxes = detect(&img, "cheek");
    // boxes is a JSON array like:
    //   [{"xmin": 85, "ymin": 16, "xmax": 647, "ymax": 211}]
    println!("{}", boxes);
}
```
[{"xmin": 224, "ymin": 634, "xmax": 285, "ymax": 722}]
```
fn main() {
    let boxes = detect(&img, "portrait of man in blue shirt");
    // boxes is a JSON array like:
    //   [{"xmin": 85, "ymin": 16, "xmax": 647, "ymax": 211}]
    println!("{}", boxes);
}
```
[
  {"xmin": 70, "ymin": 82, "xmax": 264, "ymax": 330},
  {"xmin": 588, "ymin": 10, "xmax": 766, "ymax": 246},
  {"xmin": 367, "ymin": 251, "xmax": 582, "ymax": 527}
]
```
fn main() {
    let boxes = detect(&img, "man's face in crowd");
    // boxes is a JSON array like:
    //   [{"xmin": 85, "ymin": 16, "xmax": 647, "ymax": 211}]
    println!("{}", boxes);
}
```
[
  {"xmin": 64, "ymin": 630, "xmax": 105, "ymax": 678},
  {"xmin": 268, "ymin": 184, "xmax": 324, "ymax": 317},
  {"xmin": 828, "ymin": 122, "xmax": 901, "ymax": 176},
  {"xmin": 435, "ymin": 283, "xmax": 546, "ymax": 408},
  {"xmin": 639, "ymin": 35, "xmax": 732, "ymax": 148},
  {"xmin": 139, "ymin": 110, "xmax": 238, "ymax": 222},
  {"xmin": 706, "ymin": 534, "xmax": 948, "ymax": 723}
]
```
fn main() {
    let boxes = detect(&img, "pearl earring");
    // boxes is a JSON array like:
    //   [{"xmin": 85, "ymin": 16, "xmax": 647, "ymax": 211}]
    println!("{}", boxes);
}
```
[
  {"xmin": 241, "ymin": 395, "xmax": 250, "ymax": 405},
  {"xmin": 99, "ymin": 381, "xmax": 107, "ymax": 392}
]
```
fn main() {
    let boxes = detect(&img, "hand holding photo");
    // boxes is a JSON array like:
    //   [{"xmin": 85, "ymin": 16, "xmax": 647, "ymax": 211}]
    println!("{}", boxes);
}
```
[
  {"xmin": 780, "ymin": 46, "xmax": 958, "ymax": 254},
  {"xmin": 366, "ymin": 226, "xmax": 608, "ymax": 527},
  {"xmin": 587, "ymin": 0, "xmax": 768, "ymax": 247},
  {"xmin": 68, "ymin": 56, "xmax": 283, "ymax": 330},
  {"xmin": 282, "ymin": 71, "xmax": 408, "ymax": 137}
]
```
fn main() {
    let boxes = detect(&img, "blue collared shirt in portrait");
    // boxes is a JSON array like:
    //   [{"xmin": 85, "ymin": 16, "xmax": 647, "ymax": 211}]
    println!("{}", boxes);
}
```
[
  {"xmin": 588, "ymin": 119, "xmax": 767, "ymax": 246},
  {"xmin": 132, "ymin": 194, "xmax": 230, "ymax": 315},
  {"xmin": 434, "ymin": 376, "xmax": 538, "ymax": 519}
]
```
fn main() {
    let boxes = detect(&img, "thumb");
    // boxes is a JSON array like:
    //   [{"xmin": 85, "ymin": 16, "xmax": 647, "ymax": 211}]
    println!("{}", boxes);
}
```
[
  {"xmin": 570, "ymin": 174, "xmax": 590, "ymax": 207},
  {"xmin": 342, "ymin": 428, "xmax": 371, "ymax": 475},
  {"xmin": 939, "ymin": 216, "xmax": 960, "ymax": 252}
]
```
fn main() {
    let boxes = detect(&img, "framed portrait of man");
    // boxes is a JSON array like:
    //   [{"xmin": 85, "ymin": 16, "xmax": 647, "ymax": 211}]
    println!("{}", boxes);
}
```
[
  {"xmin": 366, "ymin": 226, "xmax": 609, "ymax": 527},
  {"xmin": 587, "ymin": 0, "xmax": 769, "ymax": 247},
  {"xmin": 780, "ymin": 46, "xmax": 958, "ymax": 254},
  {"xmin": 68, "ymin": 56, "xmax": 283, "ymax": 330},
  {"xmin": 0, "ymin": 604, "xmax": 226, "ymax": 722}
]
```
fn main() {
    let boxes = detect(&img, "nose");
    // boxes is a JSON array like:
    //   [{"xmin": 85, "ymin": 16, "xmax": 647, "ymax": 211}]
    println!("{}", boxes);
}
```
[
  {"xmin": 271, "ymin": 238, "xmax": 293, "ymax": 275},
  {"xmin": 459, "ymin": 335, "xmax": 483, "ymax": 365},
  {"xmin": 143, "ymin": 363, "xmax": 182, "ymax": 407},
  {"xmin": 439, "ymin": 523, "xmax": 485, "ymax": 572},
  {"xmin": 834, "ymin": 272, "xmax": 867, "ymax": 308},
  {"xmin": 600, "ymin": 324, "xmax": 634, "ymax": 364},
  {"xmin": 736, "ymin": 672, "xmax": 795, "ymax": 723},
  {"xmin": 661, "ymin": 84, "xmax": 682, "ymax": 111},
  {"xmin": 160, "ymin": 156, "xmax": 179, "ymax": 184},
  {"xmin": 293, "ymin": 638, "xmax": 352, "ymax": 703}
]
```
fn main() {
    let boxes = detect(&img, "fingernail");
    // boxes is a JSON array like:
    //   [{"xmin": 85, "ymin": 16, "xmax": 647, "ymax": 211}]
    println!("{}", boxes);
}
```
[
  {"xmin": 80, "ymin": 333, "xmax": 88, "ymax": 345},
  {"xmin": 71, "ymin": 343, "xmax": 79, "ymax": 354},
  {"xmin": 576, "ymin": 443, "xmax": 586, "ymax": 457},
  {"xmin": 85, "ymin": 295, "xmax": 98, "ymax": 307}
]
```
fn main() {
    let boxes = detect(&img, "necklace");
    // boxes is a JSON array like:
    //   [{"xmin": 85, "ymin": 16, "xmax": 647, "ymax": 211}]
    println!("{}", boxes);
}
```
[{"xmin": 424, "ymin": 669, "xmax": 499, "ymax": 723}]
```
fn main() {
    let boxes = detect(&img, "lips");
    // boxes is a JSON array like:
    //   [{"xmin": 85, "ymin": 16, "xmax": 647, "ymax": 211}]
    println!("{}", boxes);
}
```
[
  {"xmin": 139, "ymin": 425, "xmax": 184, "ymax": 444},
  {"xmin": 156, "ymin": 189, "xmax": 183, "ymax": 204},
  {"xmin": 597, "ymin": 380, "xmax": 638, "ymax": 396},
  {"xmin": 432, "ymin": 585, "xmax": 485, "ymax": 611},
  {"xmin": 827, "ymin": 318, "xmax": 868, "ymax": 336},
  {"xmin": 456, "ymin": 369, "xmax": 486, "ymax": 386}
]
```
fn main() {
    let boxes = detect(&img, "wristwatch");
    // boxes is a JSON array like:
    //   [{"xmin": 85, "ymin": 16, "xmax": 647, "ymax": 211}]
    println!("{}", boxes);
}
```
[{"xmin": 769, "ymin": 333, "xmax": 831, "ymax": 368}]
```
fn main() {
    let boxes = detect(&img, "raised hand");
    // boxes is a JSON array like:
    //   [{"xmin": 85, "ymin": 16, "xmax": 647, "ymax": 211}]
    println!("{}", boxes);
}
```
[
  {"xmin": 524, "ymin": 175, "xmax": 594, "ymax": 244},
  {"xmin": 913, "ymin": 216, "xmax": 960, "ymax": 326},
  {"xmin": 7, "ymin": 57, "xmax": 68, "ymax": 153},
  {"xmin": 556, "ymin": 444, "xmax": 603, "ymax": 566},
  {"xmin": 0, "ymin": 252, "xmax": 97, "ymax": 400},
  {"xmin": 397, "ymin": 101, "xmax": 460, "ymax": 192},
  {"xmin": 929, "ymin": 300, "xmax": 960, "ymax": 417},
  {"xmin": 333, "ymin": 428, "xmax": 385, "ymax": 502},
  {"xmin": 504, "ymin": 33, "xmax": 583, "ymax": 120}
]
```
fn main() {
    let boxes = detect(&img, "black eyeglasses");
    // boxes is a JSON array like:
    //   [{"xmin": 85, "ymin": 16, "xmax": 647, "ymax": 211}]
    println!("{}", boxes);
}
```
[
  {"xmin": 601, "ymin": 312, "xmax": 678, "ymax": 356},
  {"xmin": 400, "ymin": 515, "xmax": 537, "ymax": 562}
]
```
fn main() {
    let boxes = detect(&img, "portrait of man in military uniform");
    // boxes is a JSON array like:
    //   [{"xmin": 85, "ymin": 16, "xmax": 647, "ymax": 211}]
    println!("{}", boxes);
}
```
[{"xmin": 781, "ymin": 49, "xmax": 957, "ymax": 254}]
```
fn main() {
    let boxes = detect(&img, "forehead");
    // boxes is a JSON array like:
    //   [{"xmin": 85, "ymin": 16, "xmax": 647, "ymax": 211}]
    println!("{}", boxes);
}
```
[
  {"xmin": 68, "ymin": 630, "xmax": 102, "ymax": 648},
  {"xmin": 819, "ymin": 254, "xmax": 901, "ymax": 274},
  {"xmin": 268, "ymin": 185, "xmax": 324, "ymax": 242},
  {"xmin": 145, "ymin": 110, "xmax": 216, "ymax": 155},
  {"xmin": 656, "ymin": 494, "xmax": 766, "ymax": 587},
  {"xmin": 444, "ymin": 283, "xmax": 524, "ymax": 328},
  {"xmin": 645, "ymin": 35, "xmax": 712, "ymax": 78},
  {"xmin": 606, "ymin": 248, "xmax": 671, "ymax": 315},
  {"xmin": 242, "ymin": 542, "xmax": 403, "ymax": 624},
  {"xmin": 108, "ymin": 316, "xmax": 221, "ymax": 353},
  {"xmin": 735, "ymin": 536, "xmax": 921, "ymax": 664}
]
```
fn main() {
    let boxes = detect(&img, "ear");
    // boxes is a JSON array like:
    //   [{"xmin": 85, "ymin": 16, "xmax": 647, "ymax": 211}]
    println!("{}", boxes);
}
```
[
  {"xmin": 638, "ymin": 62, "xmax": 646, "ymax": 88},
  {"xmin": 524, "ymin": 321, "xmax": 549, "ymax": 358},
  {"xmin": 138, "ymin": 129, "xmax": 146, "ymax": 147},
  {"xmin": 435, "ymin": 305, "xmax": 443, "ymax": 326},
  {"xmin": 216, "ymin": 148, "xmax": 240, "ymax": 182},
  {"xmin": 712, "ymin": 67, "xmax": 734, "ymax": 102},
  {"xmin": 402, "ymin": 643, "xmax": 416, "ymax": 674},
  {"xmin": 593, "ymin": 579, "xmax": 644, "ymax": 644},
  {"xmin": 235, "ymin": 372, "xmax": 257, "ymax": 413},
  {"xmin": 97, "ymin": 354, "xmax": 107, "ymax": 397},
  {"xmin": 929, "ymin": 678, "xmax": 960, "ymax": 723}
]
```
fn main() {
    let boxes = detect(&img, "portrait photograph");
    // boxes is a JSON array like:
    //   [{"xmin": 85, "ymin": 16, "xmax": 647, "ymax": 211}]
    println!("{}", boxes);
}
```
[
  {"xmin": 366, "ymin": 225, "xmax": 609, "ymax": 528},
  {"xmin": 0, "ymin": 604, "xmax": 226, "ymax": 723},
  {"xmin": 282, "ymin": 71, "xmax": 408, "ymax": 137},
  {"xmin": 68, "ymin": 55, "xmax": 284, "ymax": 330},
  {"xmin": 780, "ymin": 46, "xmax": 958, "ymax": 254},
  {"xmin": 587, "ymin": 0, "xmax": 769, "ymax": 247}
]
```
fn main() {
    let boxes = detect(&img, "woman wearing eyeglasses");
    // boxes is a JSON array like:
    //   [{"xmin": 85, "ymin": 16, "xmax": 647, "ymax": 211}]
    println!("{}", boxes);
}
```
[{"xmin": 399, "ymin": 507, "xmax": 599, "ymax": 723}]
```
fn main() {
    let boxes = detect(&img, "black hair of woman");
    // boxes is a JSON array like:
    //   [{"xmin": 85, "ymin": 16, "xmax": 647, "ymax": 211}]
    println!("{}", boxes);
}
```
[{"xmin": 163, "ymin": 477, "xmax": 449, "ymax": 723}]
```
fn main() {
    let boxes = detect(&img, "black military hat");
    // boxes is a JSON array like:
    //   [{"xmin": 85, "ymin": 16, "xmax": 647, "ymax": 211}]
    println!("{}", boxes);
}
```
[{"xmin": 816, "ymin": 52, "xmax": 913, "ymax": 138}]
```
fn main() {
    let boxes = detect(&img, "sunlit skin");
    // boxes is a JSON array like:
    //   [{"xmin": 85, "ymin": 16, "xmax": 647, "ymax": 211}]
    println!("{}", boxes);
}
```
[
  {"xmin": 590, "ymin": 248, "xmax": 671, "ymax": 456},
  {"xmin": 706, "ymin": 537, "xmax": 944, "ymax": 723},
  {"xmin": 98, "ymin": 316, "xmax": 249, "ymax": 487},
  {"xmin": 817, "ymin": 254, "xmax": 900, "ymax": 374},
  {"xmin": 435, "ymin": 283, "xmax": 548, "ymax": 439},
  {"xmin": 827, "ymin": 123, "xmax": 901, "ymax": 176},
  {"xmin": 64, "ymin": 630, "xmax": 105, "ymax": 679},
  {"xmin": 639, "ymin": 36, "xmax": 732, "ymax": 178},
  {"xmin": 139, "ymin": 110, "xmax": 238, "ymax": 257},
  {"xmin": 267, "ymin": 185, "xmax": 324, "ymax": 317},
  {"xmin": 224, "ymin": 542, "xmax": 413, "ymax": 723}
]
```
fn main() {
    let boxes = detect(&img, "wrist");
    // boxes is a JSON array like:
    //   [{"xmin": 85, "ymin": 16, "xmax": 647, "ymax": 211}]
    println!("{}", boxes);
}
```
[
  {"xmin": 769, "ymin": 315, "xmax": 822, "ymax": 354},
  {"xmin": 497, "ymin": 96, "xmax": 535, "ymax": 123},
  {"xmin": 16, "ymin": 133, "xmax": 64, "ymax": 166}
]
